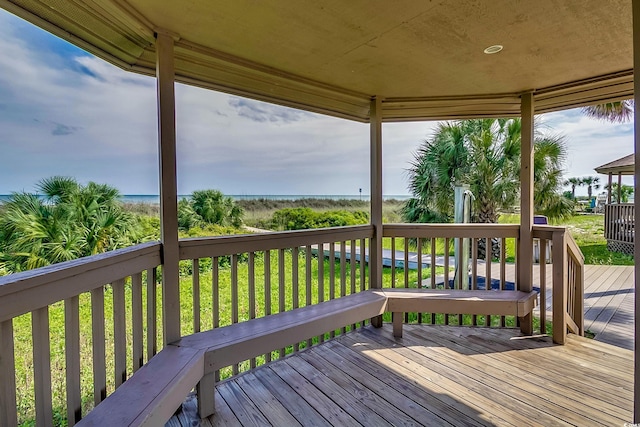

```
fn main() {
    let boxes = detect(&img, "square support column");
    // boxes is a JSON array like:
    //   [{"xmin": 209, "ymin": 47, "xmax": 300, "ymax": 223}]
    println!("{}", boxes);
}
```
[
  {"xmin": 519, "ymin": 91, "xmax": 534, "ymax": 335},
  {"xmin": 633, "ymin": 0, "xmax": 640, "ymax": 421},
  {"xmin": 369, "ymin": 97, "xmax": 383, "ymax": 328},
  {"xmin": 156, "ymin": 31, "xmax": 181, "ymax": 345}
]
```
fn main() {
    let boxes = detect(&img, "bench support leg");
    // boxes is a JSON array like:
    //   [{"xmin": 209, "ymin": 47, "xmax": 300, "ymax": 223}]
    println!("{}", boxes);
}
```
[
  {"xmin": 392, "ymin": 312, "xmax": 403, "ymax": 338},
  {"xmin": 371, "ymin": 314, "xmax": 383, "ymax": 328},
  {"xmin": 519, "ymin": 313, "xmax": 533, "ymax": 335},
  {"xmin": 197, "ymin": 372, "xmax": 216, "ymax": 418}
]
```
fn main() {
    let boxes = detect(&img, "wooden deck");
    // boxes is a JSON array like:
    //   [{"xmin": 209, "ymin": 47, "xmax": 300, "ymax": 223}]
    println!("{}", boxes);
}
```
[
  {"xmin": 536, "ymin": 264, "xmax": 635, "ymax": 350},
  {"xmin": 460, "ymin": 262, "xmax": 635, "ymax": 350},
  {"xmin": 168, "ymin": 324, "xmax": 633, "ymax": 426}
]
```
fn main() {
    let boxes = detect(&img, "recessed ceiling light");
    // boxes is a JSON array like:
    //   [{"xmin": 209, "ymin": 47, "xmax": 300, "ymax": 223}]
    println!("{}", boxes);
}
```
[{"xmin": 483, "ymin": 45, "xmax": 503, "ymax": 54}]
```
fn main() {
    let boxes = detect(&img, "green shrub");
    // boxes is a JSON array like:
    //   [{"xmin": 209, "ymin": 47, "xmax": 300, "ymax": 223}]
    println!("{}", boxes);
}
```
[{"xmin": 271, "ymin": 207, "xmax": 369, "ymax": 230}]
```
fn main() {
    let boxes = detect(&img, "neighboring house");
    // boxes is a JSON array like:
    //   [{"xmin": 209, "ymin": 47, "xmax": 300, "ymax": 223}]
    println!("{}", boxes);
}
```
[{"xmin": 595, "ymin": 154, "xmax": 635, "ymax": 254}]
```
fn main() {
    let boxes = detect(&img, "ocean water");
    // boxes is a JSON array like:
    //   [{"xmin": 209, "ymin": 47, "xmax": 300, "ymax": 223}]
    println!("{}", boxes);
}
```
[{"xmin": 0, "ymin": 194, "xmax": 410, "ymax": 204}]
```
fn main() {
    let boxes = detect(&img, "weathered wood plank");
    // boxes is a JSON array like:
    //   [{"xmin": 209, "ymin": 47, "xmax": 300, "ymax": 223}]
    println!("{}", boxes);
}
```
[
  {"xmin": 0, "ymin": 319, "xmax": 17, "ymax": 427},
  {"xmin": 112, "ymin": 278, "xmax": 127, "ymax": 388},
  {"xmin": 32, "ymin": 306, "xmax": 53, "ymax": 427},
  {"xmin": 91, "ymin": 287, "xmax": 107, "ymax": 405},
  {"xmin": 252, "ymin": 367, "xmax": 330, "ymax": 426},
  {"xmin": 234, "ymin": 373, "xmax": 302, "ymax": 426},
  {"xmin": 65, "ymin": 296, "xmax": 82, "ymax": 426}
]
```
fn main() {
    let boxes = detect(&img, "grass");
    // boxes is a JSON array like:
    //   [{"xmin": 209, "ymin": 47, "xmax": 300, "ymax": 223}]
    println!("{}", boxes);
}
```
[{"xmin": 501, "ymin": 213, "xmax": 634, "ymax": 266}]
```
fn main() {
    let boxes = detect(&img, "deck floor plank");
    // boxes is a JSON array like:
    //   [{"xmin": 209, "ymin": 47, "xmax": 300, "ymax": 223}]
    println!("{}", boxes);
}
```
[
  {"xmin": 169, "ymin": 324, "xmax": 633, "ymax": 427},
  {"xmin": 412, "ymin": 325, "xmax": 632, "ymax": 411},
  {"xmin": 399, "ymin": 327, "xmax": 630, "ymax": 424}
]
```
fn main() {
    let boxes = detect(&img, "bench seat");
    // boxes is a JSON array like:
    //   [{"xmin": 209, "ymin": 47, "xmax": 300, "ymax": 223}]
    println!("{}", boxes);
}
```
[
  {"xmin": 383, "ymin": 288, "xmax": 538, "ymax": 338},
  {"xmin": 78, "ymin": 287, "xmax": 538, "ymax": 425}
]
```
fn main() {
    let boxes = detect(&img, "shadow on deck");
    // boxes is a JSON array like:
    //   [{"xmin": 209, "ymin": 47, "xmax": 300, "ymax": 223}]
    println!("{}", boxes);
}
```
[{"xmin": 168, "ymin": 325, "xmax": 633, "ymax": 426}]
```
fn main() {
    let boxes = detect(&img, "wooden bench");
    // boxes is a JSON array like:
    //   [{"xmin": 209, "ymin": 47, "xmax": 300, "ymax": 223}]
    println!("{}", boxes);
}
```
[
  {"xmin": 383, "ymin": 288, "xmax": 538, "ymax": 338},
  {"xmin": 78, "ymin": 287, "xmax": 537, "ymax": 425}
]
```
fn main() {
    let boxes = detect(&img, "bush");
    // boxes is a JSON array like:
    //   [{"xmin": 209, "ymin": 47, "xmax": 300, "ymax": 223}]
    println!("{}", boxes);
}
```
[{"xmin": 271, "ymin": 207, "xmax": 369, "ymax": 230}]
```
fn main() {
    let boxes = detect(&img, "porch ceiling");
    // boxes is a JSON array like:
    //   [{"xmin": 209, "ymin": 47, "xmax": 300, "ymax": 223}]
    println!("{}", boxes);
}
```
[{"xmin": 2, "ymin": 0, "xmax": 633, "ymax": 122}]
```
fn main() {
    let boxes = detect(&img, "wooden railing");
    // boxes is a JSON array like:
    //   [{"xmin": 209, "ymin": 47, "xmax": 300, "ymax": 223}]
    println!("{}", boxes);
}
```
[
  {"xmin": 604, "ymin": 203, "xmax": 634, "ymax": 253},
  {"xmin": 0, "ymin": 223, "xmax": 585, "ymax": 425},
  {"xmin": 0, "ymin": 242, "xmax": 162, "ymax": 427},
  {"xmin": 532, "ymin": 226, "xmax": 585, "ymax": 344},
  {"xmin": 178, "ymin": 225, "xmax": 374, "ymax": 377}
]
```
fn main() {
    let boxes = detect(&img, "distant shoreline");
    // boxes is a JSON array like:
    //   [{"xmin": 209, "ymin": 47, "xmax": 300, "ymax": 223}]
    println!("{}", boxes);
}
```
[{"xmin": 0, "ymin": 194, "xmax": 411, "ymax": 204}]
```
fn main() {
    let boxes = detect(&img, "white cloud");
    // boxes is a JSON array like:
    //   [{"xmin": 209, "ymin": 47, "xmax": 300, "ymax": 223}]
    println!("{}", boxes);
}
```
[{"xmin": 0, "ymin": 9, "xmax": 635, "ymax": 197}]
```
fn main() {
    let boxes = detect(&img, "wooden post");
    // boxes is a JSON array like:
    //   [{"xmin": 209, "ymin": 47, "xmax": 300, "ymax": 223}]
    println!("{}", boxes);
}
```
[
  {"xmin": 633, "ymin": 0, "xmax": 640, "ymax": 420},
  {"xmin": 370, "ymin": 96, "xmax": 383, "ymax": 328},
  {"xmin": 617, "ymin": 173, "xmax": 622, "ymax": 203},
  {"xmin": 607, "ymin": 173, "xmax": 612, "ymax": 204},
  {"xmin": 551, "ymin": 229, "xmax": 567, "ymax": 344},
  {"xmin": 156, "ymin": 31, "xmax": 181, "ymax": 345},
  {"xmin": 519, "ymin": 91, "xmax": 534, "ymax": 335}
]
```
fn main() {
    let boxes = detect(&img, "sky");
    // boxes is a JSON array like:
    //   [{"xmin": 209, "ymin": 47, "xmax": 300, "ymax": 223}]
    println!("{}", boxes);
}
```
[{"xmin": 0, "ymin": 9, "xmax": 634, "ymax": 197}]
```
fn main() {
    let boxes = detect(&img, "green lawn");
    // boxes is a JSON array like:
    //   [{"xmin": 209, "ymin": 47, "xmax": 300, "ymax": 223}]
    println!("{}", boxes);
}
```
[{"xmin": 500, "ymin": 213, "xmax": 634, "ymax": 265}]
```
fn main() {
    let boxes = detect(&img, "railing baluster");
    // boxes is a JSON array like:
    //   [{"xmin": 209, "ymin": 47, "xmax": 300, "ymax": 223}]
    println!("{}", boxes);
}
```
[
  {"xmin": 539, "ymin": 240, "xmax": 547, "ymax": 335},
  {"xmin": 192, "ymin": 259, "xmax": 200, "ymax": 333},
  {"xmin": 278, "ymin": 249, "xmax": 286, "ymax": 356},
  {"xmin": 146, "ymin": 268, "xmax": 157, "ymax": 360},
  {"xmin": 360, "ymin": 238, "xmax": 366, "ymax": 292},
  {"xmin": 292, "ymin": 247, "xmax": 299, "ymax": 351},
  {"xmin": 329, "ymin": 243, "xmax": 336, "ymax": 317},
  {"xmin": 329, "ymin": 241, "xmax": 336, "ymax": 338},
  {"xmin": 213, "ymin": 257, "xmax": 219, "ymax": 330},
  {"xmin": 391, "ymin": 238, "xmax": 396, "ymax": 288},
  {"xmin": 131, "ymin": 273, "xmax": 143, "ymax": 371},
  {"xmin": 91, "ymin": 287, "xmax": 106, "ymax": 405},
  {"xmin": 264, "ymin": 250, "xmax": 271, "ymax": 361},
  {"xmin": 64, "ymin": 296, "xmax": 81, "ymax": 425},
  {"xmin": 417, "ymin": 238, "xmax": 422, "ymax": 324},
  {"xmin": 472, "ymin": 238, "xmax": 478, "ymax": 326},
  {"xmin": 350, "ymin": 239, "xmax": 357, "ymax": 329},
  {"xmin": 305, "ymin": 245, "xmax": 312, "ymax": 346},
  {"xmin": 430, "ymin": 238, "xmax": 436, "ymax": 324},
  {"xmin": 113, "ymin": 279, "xmax": 126, "ymax": 388},
  {"xmin": 249, "ymin": 252, "xmax": 257, "ymax": 367},
  {"xmin": 340, "ymin": 240, "xmax": 347, "ymax": 334},
  {"xmin": 444, "ymin": 238, "xmax": 450, "ymax": 325},
  {"xmin": 232, "ymin": 254, "xmax": 239, "ymax": 374},
  {"xmin": 404, "ymin": 238, "xmax": 409, "ymax": 323},
  {"xmin": 317, "ymin": 243, "xmax": 324, "ymax": 342},
  {"xmin": 485, "ymin": 237, "xmax": 492, "ymax": 327},
  {"xmin": 500, "ymin": 238, "xmax": 506, "ymax": 327},
  {"xmin": 32, "ymin": 306, "xmax": 53, "ymax": 426},
  {"xmin": 0, "ymin": 319, "xmax": 17, "ymax": 427}
]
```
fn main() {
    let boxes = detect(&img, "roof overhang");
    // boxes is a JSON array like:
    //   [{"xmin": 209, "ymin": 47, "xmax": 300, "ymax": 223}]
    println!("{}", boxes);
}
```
[
  {"xmin": 1, "ymin": 0, "xmax": 633, "ymax": 122},
  {"xmin": 595, "ymin": 153, "xmax": 635, "ymax": 175}
]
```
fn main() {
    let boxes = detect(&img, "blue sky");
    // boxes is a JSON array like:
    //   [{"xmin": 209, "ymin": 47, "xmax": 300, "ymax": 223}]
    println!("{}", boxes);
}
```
[{"xmin": 0, "ymin": 9, "xmax": 634, "ymax": 197}]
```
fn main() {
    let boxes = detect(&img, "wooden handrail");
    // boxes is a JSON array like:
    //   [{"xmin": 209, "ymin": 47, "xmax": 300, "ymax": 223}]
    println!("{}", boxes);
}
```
[
  {"xmin": 0, "ymin": 242, "xmax": 162, "ymax": 323},
  {"xmin": 179, "ymin": 225, "xmax": 374, "ymax": 259},
  {"xmin": 383, "ymin": 223, "xmax": 519, "ymax": 239}
]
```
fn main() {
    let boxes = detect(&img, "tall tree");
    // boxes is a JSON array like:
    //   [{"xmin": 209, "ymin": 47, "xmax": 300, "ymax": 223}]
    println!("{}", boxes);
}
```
[
  {"xmin": 403, "ymin": 118, "xmax": 573, "ymax": 227},
  {"xmin": 564, "ymin": 177, "xmax": 583, "ymax": 199},
  {"xmin": 581, "ymin": 176, "xmax": 600, "ymax": 200}
]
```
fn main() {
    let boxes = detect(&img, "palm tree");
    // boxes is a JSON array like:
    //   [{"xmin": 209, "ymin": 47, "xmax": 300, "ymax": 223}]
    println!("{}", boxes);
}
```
[
  {"xmin": 0, "ymin": 177, "xmax": 136, "ymax": 272},
  {"xmin": 581, "ymin": 176, "xmax": 600, "ymax": 201},
  {"xmin": 403, "ymin": 118, "xmax": 572, "ymax": 257},
  {"xmin": 606, "ymin": 183, "xmax": 634, "ymax": 203},
  {"xmin": 564, "ymin": 177, "xmax": 583, "ymax": 199},
  {"xmin": 582, "ymin": 100, "xmax": 633, "ymax": 123},
  {"xmin": 404, "ymin": 118, "xmax": 572, "ymax": 224}
]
